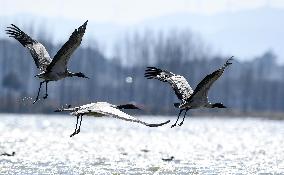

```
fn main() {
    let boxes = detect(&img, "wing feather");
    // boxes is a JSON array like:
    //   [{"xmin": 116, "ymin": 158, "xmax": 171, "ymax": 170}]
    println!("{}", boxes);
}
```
[
  {"xmin": 145, "ymin": 67, "xmax": 193, "ymax": 102},
  {"xmin": 46, "ymin": 20, "xmax": 88, "ymax": 73},
  {"xmin": 189, "ymin": 57, "xmax": 233, "ymax": 102},
  {"xmin": 5, "ymin": 24, "xmax": 52, "ymax": 71},
  {"xmin": 87, "ymin": 103, "xmax": 170, "ymax": 127}
]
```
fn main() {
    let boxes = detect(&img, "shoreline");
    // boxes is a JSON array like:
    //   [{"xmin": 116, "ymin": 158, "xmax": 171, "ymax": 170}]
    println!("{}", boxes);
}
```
[{"xmin": 0, "ymin": 111, "xmax": 283, "ymax": 120}]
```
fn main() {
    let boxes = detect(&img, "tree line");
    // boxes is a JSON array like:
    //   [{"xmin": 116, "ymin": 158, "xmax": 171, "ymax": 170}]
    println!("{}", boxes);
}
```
[{"xmin": 0, "ymin": 29, "xmax": 283, "ymax": 115}]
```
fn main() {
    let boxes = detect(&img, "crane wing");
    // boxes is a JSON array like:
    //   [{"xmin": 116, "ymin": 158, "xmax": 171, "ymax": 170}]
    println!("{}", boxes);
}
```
[
  {"xmin": 189, "ymin": 57, "xmax": 233, "ymax": 102},
  {"xmin": 145, "ymin": 67, "xmax": 193, "ymax": 102},
  {"xmin": 88, "ymin": 105, "xmax": 170, "ymax": 127},
  {"xmin": 5, "ymin": 24, "xmax": 52, "ymax": 72},
  {"xmin": 46, "ymin": 20, "xmax": 88, "ymax": 73}
]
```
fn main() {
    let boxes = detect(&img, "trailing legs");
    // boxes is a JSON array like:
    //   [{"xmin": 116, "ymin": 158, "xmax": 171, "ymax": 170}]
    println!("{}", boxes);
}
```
[
  {"xmin": 179, "ymin": 109, "xmax": 189, "ymax": 126},
  {"xmin": 70, "ymin": 115, "xmax": 83, "ymax": 137},
  {"xmin": 171, "ymin": 109, "xmax": 183, "ymax": 128},
  {"xmin": 33, "ymin": 81, "xmax": 45, "ymax": 104},
  {"xmin": 43, "ymin": 81, "xmax": 49, "ymax": 99}
]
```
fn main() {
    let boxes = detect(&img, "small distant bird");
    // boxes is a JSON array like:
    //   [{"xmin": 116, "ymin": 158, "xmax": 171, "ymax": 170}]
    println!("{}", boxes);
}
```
[
  {"xmin": 162, "ymin": 156, "xmax": 174, "ymax": 161},
  {"xmin": 55, "ymin": 102, "xmax": 170, "ymax": 137},
  {"xmin": 145, "ymin": 57, "xmax": 233, "ymax": 127},
  {"xmin": 1, "ymin": 151, "xmax": 15, "ymax": 156},
  {"xmin": 6, "ymin": 21, "xmax": 89, "ymax": 104}
]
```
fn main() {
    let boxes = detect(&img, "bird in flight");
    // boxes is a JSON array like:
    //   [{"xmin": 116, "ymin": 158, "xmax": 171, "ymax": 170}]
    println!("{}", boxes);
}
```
[
  {"xmin": 6, "ymin": 20, "xmax": 89, "ymax": 104},
  {"xmin": 145, "ymin": 57, "xmax": 233, "ymax": 127},
  {"xmin": 55, "ymin": 102, "xmax": 171, "ymax": 137}
]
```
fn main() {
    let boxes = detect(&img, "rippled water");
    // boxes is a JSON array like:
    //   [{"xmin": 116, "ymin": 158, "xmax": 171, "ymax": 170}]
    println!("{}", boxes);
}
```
[{"xmin": 0, "ymin": 114, "xmax": 284, "ymax": 174}]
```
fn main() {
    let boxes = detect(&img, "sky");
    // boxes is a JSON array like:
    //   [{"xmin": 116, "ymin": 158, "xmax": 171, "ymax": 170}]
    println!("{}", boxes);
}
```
[
  {"xmin": 1, "ymin": 0, "xmax": 284, "ymax": 63},
  {"xmin": 1, "ymin": 0, "xmax": 283, "ymax": 24}
]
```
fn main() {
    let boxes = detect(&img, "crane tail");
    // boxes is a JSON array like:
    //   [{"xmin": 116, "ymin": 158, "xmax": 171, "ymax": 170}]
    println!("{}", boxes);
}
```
[
  {"xmin": 54, "ymin": 105, "xmax": 74, "ymax": 112},
  {"xmin": 54, "ymin": 108, "xmax": 70, "ymax": 112}
]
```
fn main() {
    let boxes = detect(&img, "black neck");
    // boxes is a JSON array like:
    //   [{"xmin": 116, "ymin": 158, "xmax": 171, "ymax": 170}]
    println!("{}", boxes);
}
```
[
  {"xmin": 68, "ymin": 72, "xmax": 88, "ymax": 78},
  {"xmin": 211, "ymin": 103, "xmax": 226, "ymax": 108},
  {"xmin": 117, "ymin": 104, "xmax": 140, "ymax": 110}
]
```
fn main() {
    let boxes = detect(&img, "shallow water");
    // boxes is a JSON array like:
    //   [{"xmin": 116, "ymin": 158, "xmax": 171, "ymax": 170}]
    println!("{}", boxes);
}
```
[{"xmin": 0, "ymin": 114, "xmax": 284, "ymax": 175}]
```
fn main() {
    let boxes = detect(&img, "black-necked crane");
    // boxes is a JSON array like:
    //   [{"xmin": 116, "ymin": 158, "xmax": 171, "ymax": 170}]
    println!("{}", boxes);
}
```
[
  {"xmin": 5, "ymin": 21, "xmax": 89, "ymax": 104},
  {"xmin": 145, "ymin": 57, "xmax": 233, "ymax": 128},
  {"xmin": 55, "ymin": 102, "xmax": 171, "ymax": 137}
]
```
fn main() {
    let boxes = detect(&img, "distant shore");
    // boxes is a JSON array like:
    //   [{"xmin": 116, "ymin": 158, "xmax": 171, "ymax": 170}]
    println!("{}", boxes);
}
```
[
  {"xmin": 0, "ymin": 110, "xmax": 283, "ymax": 120},
  {"xmin": 184, "ymin": 110, "xmax": 284, "ymax": 120}
]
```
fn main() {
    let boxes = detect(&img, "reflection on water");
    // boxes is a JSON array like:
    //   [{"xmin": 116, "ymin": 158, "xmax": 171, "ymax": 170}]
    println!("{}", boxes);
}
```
[{"xmin": 0, "ymin": 114, "xmax": 284, "ymax": 174}]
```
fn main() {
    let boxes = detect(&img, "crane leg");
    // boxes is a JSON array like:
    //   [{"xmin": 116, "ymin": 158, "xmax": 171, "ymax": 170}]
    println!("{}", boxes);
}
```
[
  {"xmin": 70, "ymin": 116, "xmax": 79, "ymax": 137},
  {"xmin": 179, "ymin": 109, "xmax": 189, "ymax": 126},
  {"xmin": 43, "ymin": 81, "xmax": 49, "ymax": 99},
  {"xmin": 33, "ymin": 81, "xmax": 44, "ymax": 104},
  {"xmin": 171, "ymin": 109, "xmax": 183, "ymax": 128},
  {"xmin": 76, "ymin": 115, "xmax": 83, "ymax": 134}
]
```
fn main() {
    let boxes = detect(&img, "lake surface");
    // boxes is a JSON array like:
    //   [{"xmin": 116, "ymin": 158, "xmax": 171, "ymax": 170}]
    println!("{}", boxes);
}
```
[{"xmin": 0, "ymin": 114, "xmax": 284, "ymax": 174}]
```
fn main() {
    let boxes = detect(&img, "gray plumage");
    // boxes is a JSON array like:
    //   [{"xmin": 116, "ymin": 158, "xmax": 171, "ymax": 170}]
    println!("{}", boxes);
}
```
[
  {"xmin": 6, "ymin": 21, "xmax": 89, "ymax": 103},
  {"xmin": 45, "ymin": 21, "xmax": 87, "ymax": 74},
  {"xmin": 145, "ymin": 57, "xmax": 233, "ymax": 127},
  {"xmin": 6, "ymin": 24, "xmax": 52, "ymax": 72},
  {"xmin": 181, "ymin": 57, "xmax": 233, "ymax": 109},
  {"xmin": 145, "ymin": 67, "xmax": 193, "ymax": 104}
]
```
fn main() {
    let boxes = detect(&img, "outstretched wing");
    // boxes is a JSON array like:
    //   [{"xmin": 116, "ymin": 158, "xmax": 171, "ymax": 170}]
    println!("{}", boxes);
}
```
[
  {"xmin": 46, "ymin": 20, "xmax": 88, "ymax": 73},
  {"xmin": 189, "ymin": 57, "xmax": 233, "ymax": 102},
  {"xmin": 88, "ymin": 104, "xmax": 170, "ymax": 127},
  {"xmin": 145, "ymin": 67, "xmax": 193, "ymax": 102},
  {"xmin": 5, "ymin": 24, "xmax": 52, "ymax": 72}
]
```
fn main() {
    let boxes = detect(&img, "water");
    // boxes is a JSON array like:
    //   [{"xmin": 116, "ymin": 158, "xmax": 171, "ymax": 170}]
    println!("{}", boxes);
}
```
[{"xmin": 0, "ymin": 114, "xmax": 284, "ymax": 175}]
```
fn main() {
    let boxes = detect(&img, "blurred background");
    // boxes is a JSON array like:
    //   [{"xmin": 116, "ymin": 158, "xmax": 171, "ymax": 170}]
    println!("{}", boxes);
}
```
[{"xmin": 0, "ymin": 0, "xmax": 283, "ymax": 116}]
